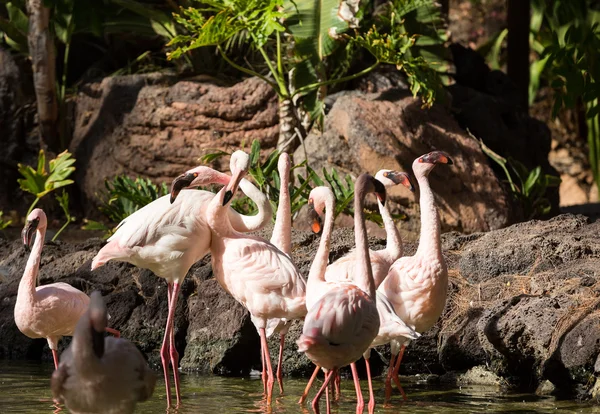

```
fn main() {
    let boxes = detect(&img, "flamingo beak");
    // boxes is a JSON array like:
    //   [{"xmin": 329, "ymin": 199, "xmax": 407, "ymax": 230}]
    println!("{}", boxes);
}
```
[
  {"xmin": 387, "ymin": 172, "xmax": 415, "ymax": 192},
  {"xmin": 420, "ymin": 151, "xmax": 453, "ymax": 165},
  {"xmin": 307, "ymin": 203, "xmax": 322, "ymax": 234},
  {"xmin": 222, "ymin": 169, "xmax": 245, "ymax": 206},
  {"xmin": 22, "ymin": 218, "xmax": 39, "ymax": 250},
  {"xmin": 170, "ymin": 172, "xmax": 198, "ymax": 204}
]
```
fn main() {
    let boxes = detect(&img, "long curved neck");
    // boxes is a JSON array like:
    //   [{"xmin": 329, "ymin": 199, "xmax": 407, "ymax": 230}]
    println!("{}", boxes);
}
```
[
  {"xmin": 379, "ymin": 200, "xmax": 402, "ymax": 260},
  {"xmin": 355, "ymin": 187, "xmax": 376, "ymax": 299},
  {"xmin": 415, "ymin": 172, "xmax": 441, "ymax": 259},
  {"xmin": 206, "ymin": 189, "xmax": 235, "ymax": 239},
  {"xmin": 270, "ymin": 166, "xmax": 291, "ymax": 255},
  {"xmin": 18, "ymin": 227, "xmax": 46, "ymax": 303},
  {"xmin": 307, "ymin": 197, "xmax": 335, "ymax": 287},
  {"xmin": 72, "ymin": 320, "xmax": 102, "ymax": 376},
  {"xmin": 227, "ymin": 178, "xmax": 273, "ymax": 233}
]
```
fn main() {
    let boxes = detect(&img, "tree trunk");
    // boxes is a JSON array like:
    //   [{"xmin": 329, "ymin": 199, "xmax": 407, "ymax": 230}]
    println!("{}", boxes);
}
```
[
  {"xmin": 277, "ymin": 98, "xmax": 306, "ymax": 154},
  {"xmin": 507, "ymin": 0, "xmax": 530, "ymax": 113},
  {"xmin": 27, "ymin": 0, "xmax": 59, "ymax": 152}
]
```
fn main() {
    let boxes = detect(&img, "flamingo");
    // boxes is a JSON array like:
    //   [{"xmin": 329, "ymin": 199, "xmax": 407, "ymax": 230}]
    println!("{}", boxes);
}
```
[
  {"xmin": 380, "ymin": 150, "xmax": 453, "ymax": 402},
  {"xmin": 91, "ymin": 161, "xmax": 272, "ymax": 407},
  {"xmin": 297, "ymin": 174, "xmax": 384, "ymax": 414},
  {"xmin": 194, "ymin": 150, "xmax": 307, "ymax": 405},
  {"xmin": 299, "ymin": 169, "xmax": 414, "ymax": 408},
  {"xmin": 14, "ymin": 209, "xmax": 120, "ymax": 370},
  {"xmin": 51, "ymin": 291, "xmax": 156, "ymax": 414}
]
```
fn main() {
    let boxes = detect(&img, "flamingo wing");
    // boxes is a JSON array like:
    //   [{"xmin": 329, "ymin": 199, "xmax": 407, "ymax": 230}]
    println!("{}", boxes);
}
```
[{"xmin": 32, "ymin": 283, "xmax": 90, "ymax": 338}]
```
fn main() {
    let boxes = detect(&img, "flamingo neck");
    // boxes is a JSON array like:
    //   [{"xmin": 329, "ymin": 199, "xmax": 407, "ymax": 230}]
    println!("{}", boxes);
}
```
[
  {"xmin": 379, "ymin": 199, "xmax": 402, "ymax": 262},
  {"xmin": 270, "ymin": 166, "xmax": 291, "ymax": 255},
  {"xmin": 354, "ymin": 185, "xmax": 376, "ymax": 299},
  {"xmin": 18, "ymin": 227, "xmax": 46, "ymax": 302},
  {"xmin": 307, "ymin": 196, "xmax": 335, "ymax": 288},
  {"xmin": 72, "ymin": 321, "xmax": 102, "ymax": 376},
  {"xmin": 415, "ymin": 173, "xmax": 442, "ymax": 259},
  {"xmin": 228, "ymin": 178, "xmax": 273, "ymax": 233},
  {"xmin": 206, "ymin": 188, "xmax": 235, "ymax": 239}
]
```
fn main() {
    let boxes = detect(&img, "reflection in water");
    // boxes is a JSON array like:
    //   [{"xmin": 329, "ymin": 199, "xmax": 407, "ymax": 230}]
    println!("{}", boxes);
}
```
[{"xmin": 0, "ymin": 360, "xmax": 598, "ymax": 413}]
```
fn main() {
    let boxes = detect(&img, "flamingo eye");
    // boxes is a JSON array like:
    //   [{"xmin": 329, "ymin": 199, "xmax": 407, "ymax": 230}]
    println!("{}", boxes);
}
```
[
  {"xmin": 193, "ymin": 173, "xmax": 198, "ymax": 177},
  {"xmin": 383, "ymin": 172, "xmax": 389, "ymax": 177},
  {"xmin": 308, "ymin": 198, "xmax": 314, "ymax": 204}
]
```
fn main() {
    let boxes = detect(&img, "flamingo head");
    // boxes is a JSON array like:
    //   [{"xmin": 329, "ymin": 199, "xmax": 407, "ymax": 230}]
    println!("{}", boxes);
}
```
[
  {"xmin": 89, "ymin": 291, "xmax": 107, "ymax": 358},
  {"xmin": 170, "ymin": 166, "xmax": 228, "ymax": 204},
  {"xmin": 22, "ymin": 208, "xmax": 47, "ymax": 250},
  {"xmin": 307, "ymin": 186, "xmax": 334, "ymax": 234},
  {"xmin": 413, "ymin": 150, "xmax": 453, "ymax": 177},
  {"xmin": 277, "ymin": 152, "xmax": 291, "ymax": 178},
  {"xmin": 375, "ymin": 169, "xmax": 415, "ymax": 192},
  {"xmin": 223, "ymin": 150, "xmax": 250, "ymax": 205},
  {"xmin": 356, "ymin": 174, "xmax": 387, "ymax": 206}
]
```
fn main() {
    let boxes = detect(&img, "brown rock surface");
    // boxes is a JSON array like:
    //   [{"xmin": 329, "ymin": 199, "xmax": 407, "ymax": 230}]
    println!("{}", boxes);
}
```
[{"xmin": 294, "ymin": 89, "xmax": 512, "ymax": 237}]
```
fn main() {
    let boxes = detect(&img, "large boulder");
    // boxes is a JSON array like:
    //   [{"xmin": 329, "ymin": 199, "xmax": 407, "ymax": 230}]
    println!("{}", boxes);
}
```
[
  {"xmin": 70, "ymin": 74, "xmax": 279, "ymax": 217},
  {"xmin": 294, "ymin": 88, "xmax": 513, "ymax": 238}
]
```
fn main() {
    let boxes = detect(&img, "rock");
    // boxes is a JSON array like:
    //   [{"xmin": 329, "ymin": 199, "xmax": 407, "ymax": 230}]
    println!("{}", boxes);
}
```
[
  {"xmin": 70, "ymin": 74, "xmax": 279, "ymax": 217},
  {"xmin": 294, "ymin": 88, "xmax": 512, "ymax": 238},
  {"xmin": 2, "ymin": 214, "xmax": 600, "ymax": 399}
]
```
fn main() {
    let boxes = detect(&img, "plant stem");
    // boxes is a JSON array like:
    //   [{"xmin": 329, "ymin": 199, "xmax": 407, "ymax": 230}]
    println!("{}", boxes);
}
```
[
  {"xmin": 276, "ymin": 31, "xmax": 284, "ymax": 84},
  {"xmin": 292, "ymin": 61, "xmax": 380, "ymax": 98},
  {"xmin": 256, "ymin": 41, "xmax": 288, "ymax": 96},
  {"xmin": 27, "ymin": 197, "xmax": 40, "ymax": 217},
  {"xmin": 217, "ymin": 45, "xmax": 279, "ymax": 91},
  {"xmin": 51, "ymin": 217, "xmax": 71, "ymax": 242}
]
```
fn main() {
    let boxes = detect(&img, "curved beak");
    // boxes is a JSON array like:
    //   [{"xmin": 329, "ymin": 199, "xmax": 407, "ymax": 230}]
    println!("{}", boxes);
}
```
[
  {"xmin": 420, "ymin": 151, "xmax": 453, "ymax": 165},
  {"xmin": 222, "ymin": 169, "xmax": 246, "ymax": 206},
  {"xmin": 22, "ymin": 218, "xmax": 39, "ymax": 250},
  {"xmin": 170, "ymin": 172, "xmax": 198, "ymax": 204},
  {"xmin": 307, "ymin": 203, "xmax": 322, "ymax": 234},
  {"xmin": 387, "ymin": 172, "xmax": 415, "ymax": 192}
]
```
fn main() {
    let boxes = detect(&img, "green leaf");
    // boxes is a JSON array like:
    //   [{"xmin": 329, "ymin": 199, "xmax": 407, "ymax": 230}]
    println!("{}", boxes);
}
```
[{"xmin": 111, "ymin": 0, "xmax": 177, "ymax": 39}]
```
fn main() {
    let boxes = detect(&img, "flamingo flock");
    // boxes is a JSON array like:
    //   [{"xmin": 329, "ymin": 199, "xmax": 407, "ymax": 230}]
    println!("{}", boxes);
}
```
[{"xmin": 12, "ymin": 148, "xmax": 452, "ymax": 413}]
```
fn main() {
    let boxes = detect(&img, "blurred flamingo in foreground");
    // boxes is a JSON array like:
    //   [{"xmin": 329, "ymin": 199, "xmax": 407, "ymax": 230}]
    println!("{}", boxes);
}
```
[
  {"xmin": 51, "ymin": 291, "xmax": 155, "ymax": 414},
  {"xmin": 14, "ymin": 209, "xmax": 120, "ymax": 370},
  {"xmin": 195, "ymin": 151, "xmax": 306, "ymax": 405},
  {"xmin": 91, "ymin": 160, "xmax": 272, "ymax": 407},
  {"xmin": 380, "ymin": 151, "xmax": 452, "ymax": 402},
  {"xmin": 297, "ymin": 175, "xmax": 384, "ymax": 414}
]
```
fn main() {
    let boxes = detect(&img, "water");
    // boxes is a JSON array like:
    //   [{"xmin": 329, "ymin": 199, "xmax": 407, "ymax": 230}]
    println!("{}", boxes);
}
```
[{"xmin": 1, "ymin": 361, "xmax": 599, "ymax": 413}]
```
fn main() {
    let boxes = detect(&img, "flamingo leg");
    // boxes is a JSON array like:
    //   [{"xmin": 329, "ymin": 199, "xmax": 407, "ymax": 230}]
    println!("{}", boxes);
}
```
[
  {"xmin": 365, "ymin": 357, "xmax": 375, "ymax": 414},
  {"xmin": 276, "ymin": 333, "xmax": 285, "ymax": 394},
  {"xmin": 104, "ymin": 327, "xmax": 120, "ymax": 337},
  {"xmin": 350, "ymin": 362, "xmax": 364, "ymax": 413},
  {"xmin": 160, "ymin": 281, "xmax": 181, "ymax": 408},
  {"xmin": 51, "ymin": 349, "xmax": 59, "ymax": 370},
  {"xmin": 391, "ymin": 345, "xmax": 407, "ymax": 401},
  {"xmin": 384, "ymin": 351, "xmax": 398, "ymax": 404},
  {"xmin": 334, "ymin": 371, "xmax": 341, "ymax": 401},
  {"xmin": 261, "ymin": 340, "xmax": 268, "ymax": 394},
  {"xmin": 299, "ymin": 365, "xmax": 320, "ymax": 404},
  {"xmin": 259, "ymin": 328, "xmax": 274, "ymax": 405},
  {"xmin": 312, "ymin": 368, "xmax": 335, "ymax": 414},
  {"xmin": 169, "ymin": 283, "xmax": 182, "ymax": 406}
]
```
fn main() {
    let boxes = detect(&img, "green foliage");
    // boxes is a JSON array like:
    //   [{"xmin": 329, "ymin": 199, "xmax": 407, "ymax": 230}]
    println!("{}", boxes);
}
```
[
  {"xmin": 96, "ymin": 175, "xmax": 169, "ymax": 224},
  {"xmin": 0, "ymin": 211, "xmax": 12, "ymax": 230},
  {"xmin": 17, "ymin": 149, "xmax": 76, "ymax": 216},
  {"xmin": 52, "ymin": 190, "xmax": 75, "ymax": 241},
  {"xmin": 476, "ymin": 135, "xmax": 560, "ymax": 220}
]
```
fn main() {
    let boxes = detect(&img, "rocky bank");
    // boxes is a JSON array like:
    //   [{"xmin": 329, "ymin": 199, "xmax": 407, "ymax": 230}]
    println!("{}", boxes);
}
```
[{"xmin": 1, "ymin": 214, "xmax": 600, "ymax": 399}]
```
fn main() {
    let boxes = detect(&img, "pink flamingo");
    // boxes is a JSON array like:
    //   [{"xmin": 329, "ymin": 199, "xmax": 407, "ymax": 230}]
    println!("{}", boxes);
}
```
[
  {"xmin": 51, "ymin": 291, "xmax": 156, "ymax": 414},
  {"xmin": 197, "ymin": 151, "xmax": 307, "ymax": 405},
  {"xmin": 91, "ymin": 160, "xmax": 272, "ymax": 407},
  {"xmin": 380, "ymin": 150, "xmax": 453, "ymax": 402},
  {"xmin": 299, "ymin": 169, "xmax": 414, "ymax": 407},
  {"xmin": 297, "ymin": 174, "xmax": 384, "ymax": 414},
  {"xmin": 14, "ymin": 209, "xmax": 120, "ymax": 370}
]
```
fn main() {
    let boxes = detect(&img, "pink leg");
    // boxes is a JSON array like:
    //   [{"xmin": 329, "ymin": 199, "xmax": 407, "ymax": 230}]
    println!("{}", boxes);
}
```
[
  {"xmin": 391, "ymin": 345, "xmax": 407, "ymax": 401},
  {"xmin": 312, "ymin": 369, "xmax": 335, "ymax": 414},
  {"xmin": 160, "ymin": 281, "xmax": 181, "ymax": 408},
  {"xmin": 104, "ymin": 327, "xmax": 120, "ymax": 338},
  {"xmin": 169, "ymin": 284, "xmax": 182, "ymax": 406},
  {"xmin": 365, "ymin": 357, "xmax": 375, "ymax": 414},
  {"xmin": 276, "ymin": 333, "xmax": 285, "ymax": 394},
  {"xmin": 51, "ymin": 349, "xmax": 59, "ymax": 370},
  {"xmin": 261, "ymin": 341, "xmax": 268, "ymax": 394},
  {"xmin": 299, "ymin": 365, "xmax": 320, "ymax": 404},
  {"xmin": 259, "ymin": 328, "xmax": 274, "ymax": 405},
  {"xmin": 350, "ymin": 362, "xmax": 364, "ymax": 413},
  {"xmin": 334, "ymin": 371, "xmax": 341, "ymax": 402},
  {"xmin": 384, "ymin": 352, "xmax": 397, "ymax": 404}
]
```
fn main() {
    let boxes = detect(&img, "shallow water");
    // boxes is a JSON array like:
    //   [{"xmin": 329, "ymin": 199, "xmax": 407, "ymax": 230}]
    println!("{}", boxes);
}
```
[{"xmin": 1, "ymin": 361, "xmax": 600, "ymax": 413}]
